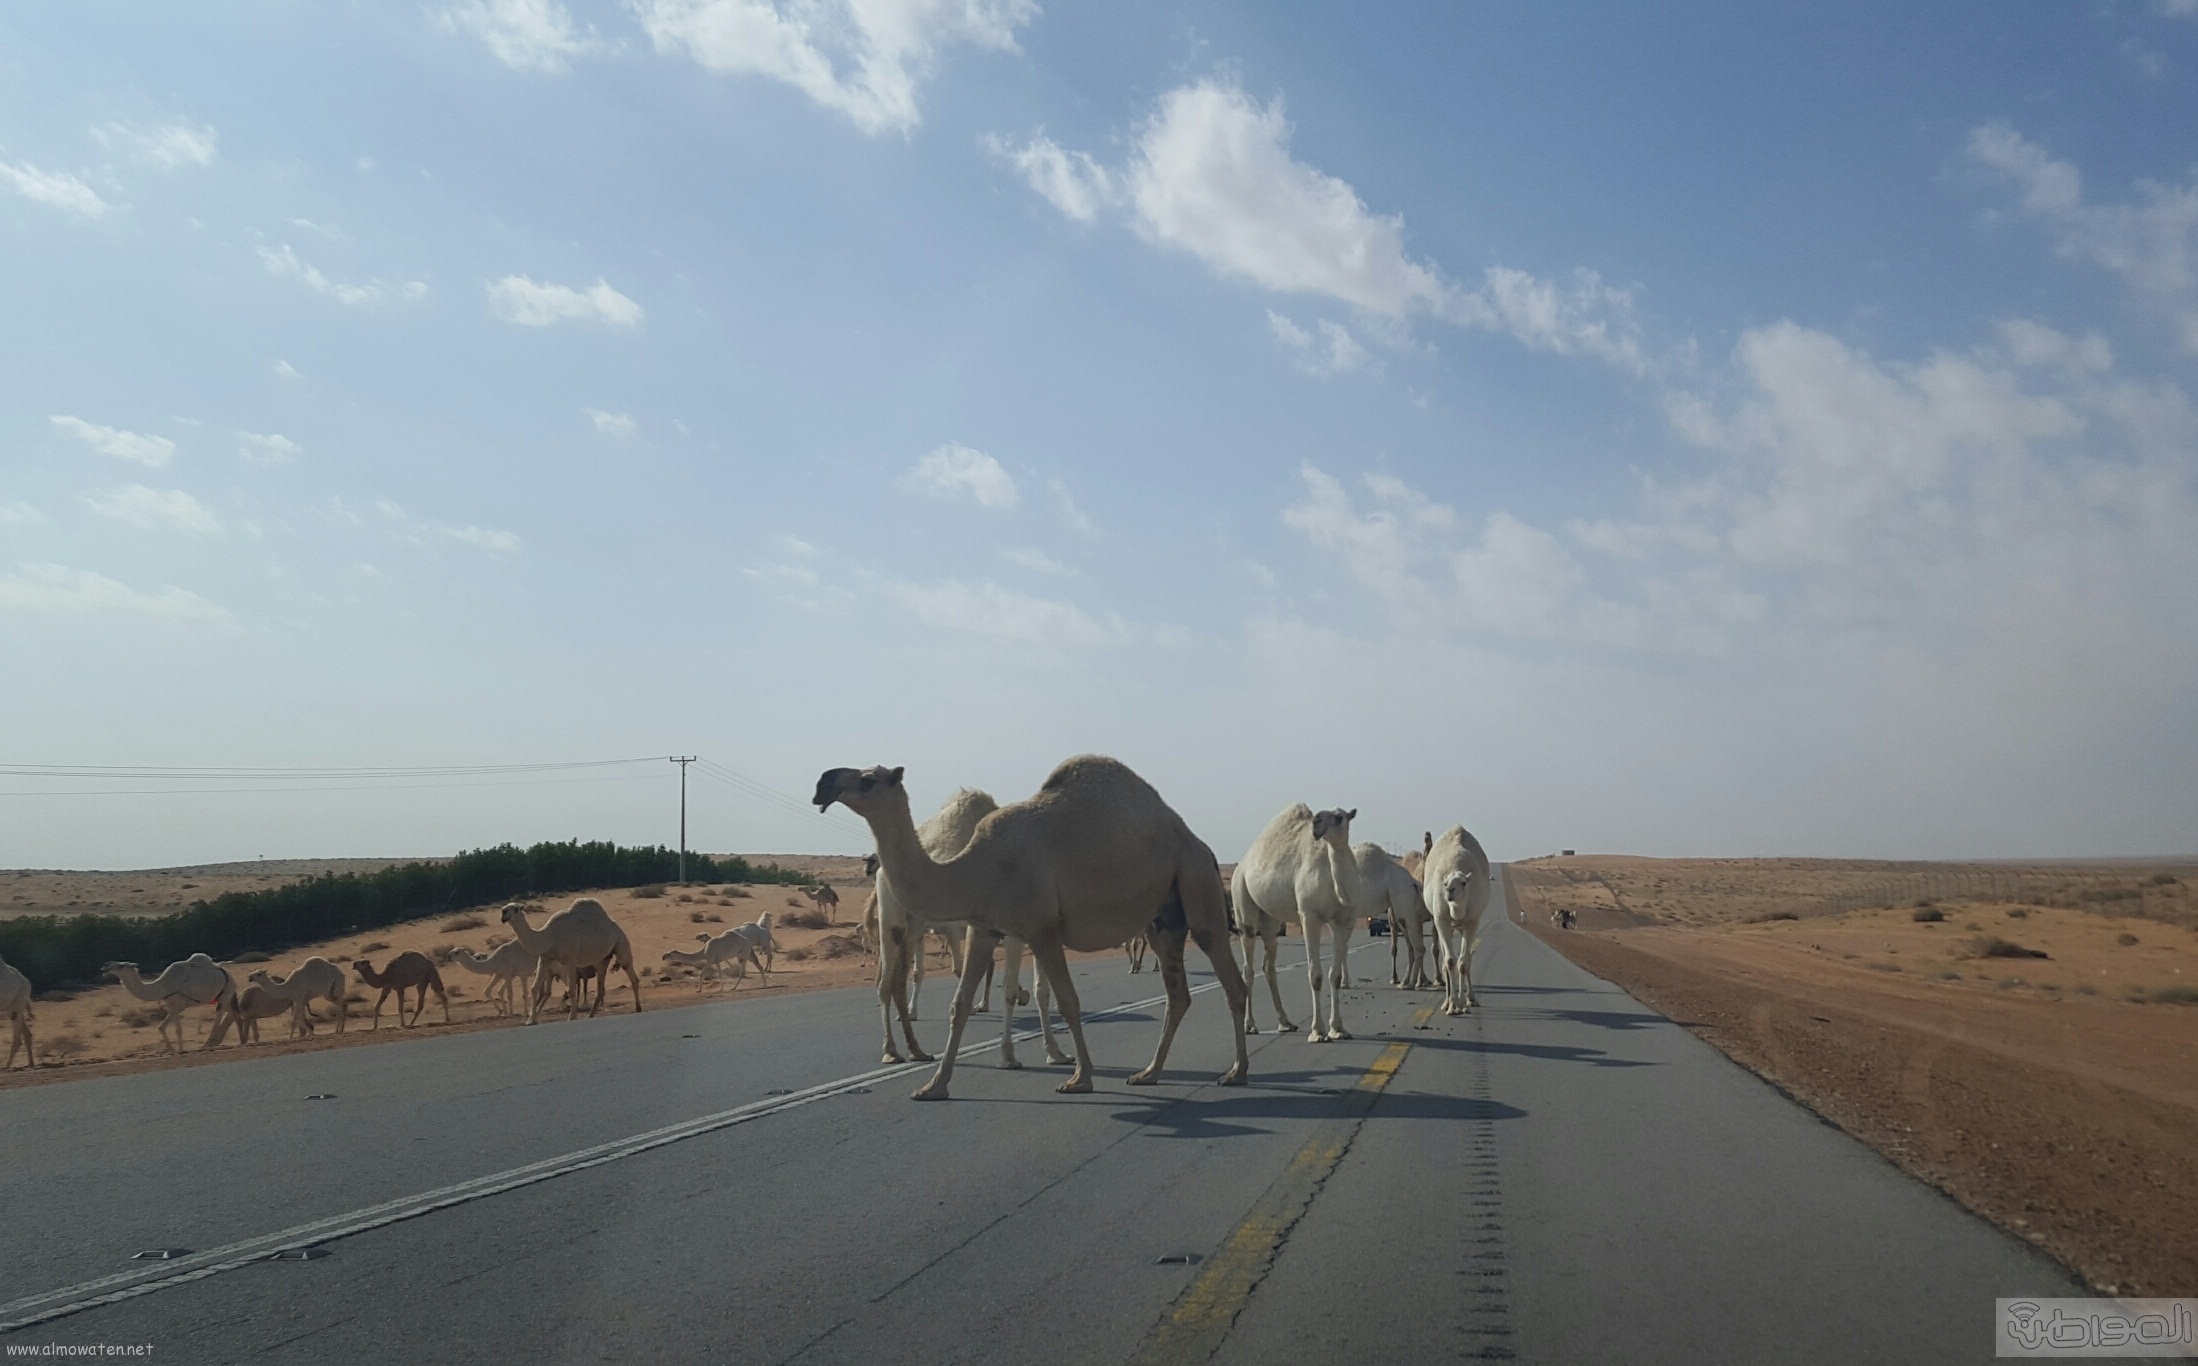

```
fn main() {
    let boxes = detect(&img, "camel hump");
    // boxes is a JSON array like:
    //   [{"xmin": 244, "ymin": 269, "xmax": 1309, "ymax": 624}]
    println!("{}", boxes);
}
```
[{"xmin": 1037, "ymin": 754, "xmax": 1152, "ymax": 798}]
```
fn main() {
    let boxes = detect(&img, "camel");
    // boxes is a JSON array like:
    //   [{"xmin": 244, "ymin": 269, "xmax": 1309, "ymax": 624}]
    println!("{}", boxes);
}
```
[
  {"xmin": 246, "ymin": 957, "xmax": 349, "ymax": 1036},
  {"xmin": 225, "ymin": 982, "xmax": 303, "ymax": 1045},
  {"xmin": 1, "ymin": 953, "xmax": 32, "ymax": 1070},
  {"xmin": 104, "ymin": 954, "xmax": 239, "ymax": 1054},
  {"xmin": 1124, "ymin": 932, "xmax": 1149, "ymax": 973},
  {"xmin": 1233, "ymin": 804, "xmax": 1367, "ymax": 1043},
  {"xmin": 447, "ymin": 942, "xmax": 538, "ymax": 1018},
  {"xmin": 693, "ymin": 927, "xmax": 764, "ymax": 980},
  {"xmin": 1423, "ymin": 825, "xmax": 1492, "ymax": 1015},
  {"xmin": 817, "ymin": 757, "xmax": 1250, "ymax": 1099},
  {"xmin": 663, "ymin": 941, "xmax": 748, "ymax": 989},
  {"xmin": 730, "ymin": 913, "xmax": 779, "ymax": 974},
  {"xmin": 353, "ymin": 952, "xmax": 450, "ymax": 1029},
  {"xmin": 800, "ymin": 883, "xmax": 841, "ymax": 921},
  {"xmin": 1230, "ymin": 881, "xmax": 1297, "ymax": 1036},
  {"xmin": 501, "ymin": 898, "xmax": 644, "ymax": 1022},
  {"xmin": 1357, "ymin": 843, "xmax": 1433, "ymax": 990},
  {"xmin": 871, "ymin": 788, "xmax": 993, "ymax": 1063}
]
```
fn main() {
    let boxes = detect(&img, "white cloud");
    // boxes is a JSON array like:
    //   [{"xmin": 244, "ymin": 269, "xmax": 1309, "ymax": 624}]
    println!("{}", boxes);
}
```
[
  {"xmin": 586, "ymin": 408, "xmax": 636, "ymax": 436},
  {"xmin": 487, "ymin": 275, "xmax": 644, "ymax": 329},
  {"xmin": 237, "ymin": 432, "xmax": 301, "ymax": 466},
  {"xmin": 1459, "ymin": 266, "xmax": 1647, "ymax": 373},
  {"xmin": 879, "ymin": 578, "xmax": 1114, "ymax": 647},
  {"xmin": 0, "ymin": 501, "xmax": 42, "ymax": 524},
  {"xmin": 1125, "ymin": 80, "xmax": 1452, "ymax": 318},
  {"xmin": 86, "ymin": 485, "xmax": 222, "ymax": 533},
  {"xmin": 2164, "ymin": 0, "xmax": 2198, "ymax": 18},
  {"xmin": 272, "ymin": 359, "xmax": 305, "ymax": 381},
  {"xmin": 985, "ymin": 132, "xmax": 1114, "ymax": 221},
  {"xmin": 92, "ymin": 119, "xmax": 217, "ymax": 170},
  {"xmin": 0, "ymin": 563, "xmax": 228, "ymax": 620},
  {"xmin": 260, "ymin": 244, "xmax": 428, "ymax": 308},
  {"xmin": 771, "ymin": 534, "xmax": 819, "ymax": 557},
  {"xmin": 50, "ymin": 415, "xmax": 174, "ymax": 468},
  {"xmin": 0, "ymin": 160, "xmax": 110, "ymax": 218},
  {"xmin": 1049, "ymin": 476, "xmax": 1096, "ymax": 535},
  {"xmin": 909, "ymin": 443, "xmax": 1017, "ymax": 508},
  {"xmin": 1970, "ymin": 123, "xmax": 2198, "ymax": 348},
  {"xmin": 438, "ymin": 524, "xmax": 522, "ymax": 553},
  {"xmin": 634, "ymin": 0, "xmax": 1035, "ymax": 135},
  {"xmin": 1267, "ymin": 310, "xmax": 1369, "ymax": 376},
  {"xmin": 1000, "ymin": 545, "xmax": 1074, "ymax": 576},
  {"xmin": 437, "ymin": 0, "xmax": 596, "ymax": 72},
  {"xmin": 288, "ymin": 218, "xmax": 346, "ymax": 242}
]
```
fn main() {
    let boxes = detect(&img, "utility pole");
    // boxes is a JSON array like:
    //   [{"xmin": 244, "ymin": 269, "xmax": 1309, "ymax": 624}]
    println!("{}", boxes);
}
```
[{"xmin": 669, "ymin": 756, "xmax": 696, "ymax": 883}]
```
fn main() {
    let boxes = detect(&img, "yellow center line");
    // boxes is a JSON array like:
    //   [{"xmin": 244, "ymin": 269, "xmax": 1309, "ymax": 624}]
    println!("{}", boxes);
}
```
[{"xmin": 1132, "ymin": 1005, "xmax": 1438, "ymax": 1365}]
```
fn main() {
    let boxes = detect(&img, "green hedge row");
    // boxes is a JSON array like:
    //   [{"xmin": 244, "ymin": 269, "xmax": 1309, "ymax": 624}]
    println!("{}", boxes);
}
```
[{"xmin": 0, "ymin": 840, "xmax": 811, "ymax": 989}]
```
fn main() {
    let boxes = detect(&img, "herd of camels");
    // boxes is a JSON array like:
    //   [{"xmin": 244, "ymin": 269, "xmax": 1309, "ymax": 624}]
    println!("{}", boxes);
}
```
[{"xmin": 1, "ymin": 754, "xmax": 1490, "ymax": 1101}]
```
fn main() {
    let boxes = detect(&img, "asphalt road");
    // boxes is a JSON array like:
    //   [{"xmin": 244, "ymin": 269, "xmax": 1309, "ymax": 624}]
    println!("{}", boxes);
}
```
[{"xmin": 0, "ymin": 869, "xmax": 2079, "ymax": 1363}]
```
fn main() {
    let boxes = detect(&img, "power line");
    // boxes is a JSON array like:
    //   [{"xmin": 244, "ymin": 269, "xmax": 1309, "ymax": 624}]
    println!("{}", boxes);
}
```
[
  {"xmin": 0, "ymin": 758, "xmax": 663, "ymax": 780},
  {"xmin": 0, "ymin": 774, "xmax": 665, "ymax": 798}
]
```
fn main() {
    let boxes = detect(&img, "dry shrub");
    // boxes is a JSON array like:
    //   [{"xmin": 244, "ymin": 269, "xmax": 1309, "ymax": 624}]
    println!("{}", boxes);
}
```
[
  {"xmin": 2005, "ymin": 908, "xmax": 2029, "ymax": 919},
  {"xmin": 1912, "ymin": 907, "xmax": 1945, "ymax": 923},
  {"xmin": 703, "ymin": 912, "xmax": 724, "ymax": 923},
  {"xmin": 2142, "ymin": 984, "xmax": 2198, "ymax": 1004},
  {"xmin": 782, "ymin": 946, "xmax": 813, "ymax": 962},
  {"xmin": 33, "ymin": 988, "xmax": 75, "ymax": 1003},
  {"xmin": 811, "ymin": 932, "xmax": 863, "ymax": 960},
  {"xmin": 2117, "ymin": 932, "xmax": 2140, "ymax": 946},
  {"xmin": 676, "ymin": 893, "xmax": 695, "ymax": 904},
  {"xmin": 231, "ymin": 950, "xmax": 272, "ymax": 963},
  {"xmin": 441, "ymin": 914, "xmax": 486, "ymax": 932},
  {"xmin": 344, "ymin": 991, "xmax": 369, "ymax": 1005},
  {"xmin": 120, "ymin": 1006, "xmax": 164, "ymax": 1028},
  {"xmin": 633, "ymin": 885, "xmax": 667, "ymax": 900},
  {"xmin": 1967, "ymin": 935, "xmax": 2049, "ymax": 960},
  {"xmin": 359, "ymin": 941, "xmax": 390, "ymax": 954},
  {"xmin": 43, "ymin": 1033, "xmax": 87, "ymax": 1059},
  {"xmin": 782, "ymin": 905, "xmax": 832, "ymax": 931},
  {"xmin": 1744, "ymin": 910, "xmax": 1799, "ymax": 924},
  {"xmin": 430, "ymin": 943, "xmax": 461, "ymax": 963},
  {"xmin": 723, "ymin": 886, "xmax": 751, "ymax": 899},
  {"xmin": 2150, "ymin": 873, "xmax": 2179, "ymax": 886},
  {"xmin": 690, "ymin": 911, "xmax": 709, "ymax": 923}
]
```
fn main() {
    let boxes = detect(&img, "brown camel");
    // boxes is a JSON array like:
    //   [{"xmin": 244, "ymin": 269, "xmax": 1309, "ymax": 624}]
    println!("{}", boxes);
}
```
[{"xmin": 353, "ymin": 952, "xmax": 451, "ymax": 1029}]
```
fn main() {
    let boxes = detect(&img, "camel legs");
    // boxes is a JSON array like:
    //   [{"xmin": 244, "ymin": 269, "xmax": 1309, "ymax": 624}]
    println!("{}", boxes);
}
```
[
  {"xmin": 1260, "ymin": 929, "xmax": 1296, "ymax": 1033},
  {"xmin": 8, "ymin": 1011, "xmax": 33, "ymax": 1068},
  {"xmin": 909, "ymin": 932, "xmax": 998, "ymax": 1101},
  {"xmin": 618, "ymin": 956, "xmax": 644, "ymax": 1014},
  {"xmin": 996, "ymin": 933, "xmax": 1024, "ymax": 1068},
  {"xmin": 1304, "ymin": 919, "xmax": 1334, "ymax": 1043},
  {"xmin": 1024, "ymin": 936, "xmax": 1093, "ymax": 1094},
  {"xmin": 1327, "ymin": 922, "xmax": 1355, "ymax": 1040},
  {"xmin": 1128, "ymin": 927, "xmax": 1192, "ymax": 1085},
  {"xmin": 973, "ymin": 933, "xmax": 997, "ymax": 1014},
  {"xmin": 878, "ymin": 927, "xmax": 931, "ymax": 1064}
]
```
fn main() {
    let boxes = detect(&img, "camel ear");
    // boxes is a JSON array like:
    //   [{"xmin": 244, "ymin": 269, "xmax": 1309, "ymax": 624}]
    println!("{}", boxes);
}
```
[
  {"xmin": 887, "ymin": 766, "xmax": 904, "ymax": 785},
  {"xmin": 1345, "ymin": 809, "xmax": 1357, "ymax": 822}
]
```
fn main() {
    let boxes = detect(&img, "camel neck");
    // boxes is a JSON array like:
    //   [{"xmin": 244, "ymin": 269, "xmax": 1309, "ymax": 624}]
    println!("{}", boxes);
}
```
[{"xmin": 866, "ymin": 800, "xmax": 961, "ymax": 916}]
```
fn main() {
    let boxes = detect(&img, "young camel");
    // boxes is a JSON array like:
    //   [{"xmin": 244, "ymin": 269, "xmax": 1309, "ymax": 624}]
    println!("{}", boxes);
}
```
[
  {"xmin": 1423, "ymin": 825, "xmax": 1492, "ymax": 1015},
  {"xmin": 730, "ymin": 913, "xmax": 779, "ymax": 974},
  {"xmin": 225, "ymin": 983, "xmax": 303, "ymax": 1045},
  {"xmin": 1359, "ymin": 843, "xmax": 1433, "ymax": 990},
  {"xmin": 816, "ymin": 757, "xmax": 1251, "ymax": 1100},
  {"xmin": 104, "ymin": 955, "xmax": 239, "ymax": 1054},
  {"xmin": 247, "ymin": 957, "xmax": 349, "ymax": 1036},
  {"xmin": 663, "ymin": 942, "xmax": 747, "ymax": 989},
  {"xmin": 1233, "ymin": 804, "xmax": 1367, "ymax": 1043},
  {"xmin": 447, "ymin": 942, "xmax": 538, "ymax": 1018},
  {"xmin": 1123, "ymin": 933, "xmax": 1149, "ymax": 973},
  {"xmin": 353, "ymin": 952, "xmax": 450, "ymax": 1029},
  {"xmin": 1, "ymin": 953, "xmax": 33, "ymax": 1070},
  {"xmin": 501, "ymin": 899, "xmax": 643, "ymax": 1023},
  {"xmin": 692, "ymin": 927, "xmax": 763, "ymax": 980}
]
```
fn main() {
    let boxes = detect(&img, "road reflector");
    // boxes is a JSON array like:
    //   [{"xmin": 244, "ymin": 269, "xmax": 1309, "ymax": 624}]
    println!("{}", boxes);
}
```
[{"xmin": 129, "ymin": 1250, "xmax": 190, "ymax": 1261}]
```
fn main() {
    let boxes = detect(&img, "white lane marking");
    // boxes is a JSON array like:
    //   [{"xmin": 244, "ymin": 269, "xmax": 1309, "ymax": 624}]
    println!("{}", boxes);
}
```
[{"xmin": 1, "ymin": 946, "xmax": 1371, "ymax": 1335}]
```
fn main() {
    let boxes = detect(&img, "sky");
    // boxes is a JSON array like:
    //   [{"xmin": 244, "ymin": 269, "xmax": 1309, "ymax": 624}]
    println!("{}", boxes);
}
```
[{"xmin": 3, "ymin": 1, "xmax": 2196, "ymax": 869}]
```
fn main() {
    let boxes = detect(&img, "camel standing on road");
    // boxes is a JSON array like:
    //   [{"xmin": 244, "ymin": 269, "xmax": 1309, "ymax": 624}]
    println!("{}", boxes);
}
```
[
  {"xmin": 1358, "ymin": 843, "xmax": 1433, "ymax": 990},
  {"xmin": 1, "ymin": 953, "xmax": 33, "ymax": 1070},
  {"xmin": 1233, "ymin": 805, "xmax": 1367, "ymax": 1043},
  {"xmin": 1230, "ymin": 880, "xmax": 1296, "ymax": 1036},
  {"xmin": 501, "ymin": 899, "xmax": 644, "ymax": 1022},
  {"xmin": 872, "ymin": 789, "xmax": 993, "ymax": 1064},
  {"xmin": 354, "ymin": 952, "xmax": 451, "ymax": 1029},
  {"xmin": 1423, "ymin": 826, "xmax": 1491, "ymax": 1015},
  {"xmin": 104, "ymin": 955, "xmax": 239, "ymax": 1054},
  {"xmin": 247, "ymin": 957, "xmax": 349, "ymax": 1036},
  {"xmin": 817, "ymin": 757, "xmax": 1250, "ymax": 1100}
]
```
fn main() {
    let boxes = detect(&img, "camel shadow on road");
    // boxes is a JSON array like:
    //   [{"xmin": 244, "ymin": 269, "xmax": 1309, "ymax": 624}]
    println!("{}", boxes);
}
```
[
  {"xmin": 1402, "ymin": 1036, "xmax": 1658, "ymax": 1069},
  {"xmin": 1105, "ymin": 1087, "xmax": 1527, "ymax": 1140}
]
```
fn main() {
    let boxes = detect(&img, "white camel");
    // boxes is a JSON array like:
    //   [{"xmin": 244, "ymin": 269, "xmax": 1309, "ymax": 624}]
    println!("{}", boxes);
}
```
[
  {"xmin": 663, "ymin": 941, "xmax": 747, "ymax": 989},
  {"xmin": 1229, "ymin": 882, "xmax": 1297, "ymax": 1036},
  {"xmin": 1359, "ymin": 842, "xmax": 1433, "ymax": 990},
  {"xmin": 501, "ymin": 899, "xmax": 644, "ymax": 1023},
  {"xmin": 104, "ymin": 954, "xmax": 239, "ymax": 1054},
  {"xmin": 1424, "ymin": 825, "xmax": 1491, "ymax": 1015},
  {"xmin": 1, "ymin": 953, "xmax": 32, "ymax": 1070},
  {"xmin": 730, "ymin": 913, "xmax": 779, "ymax": 974},
  {"xmin": 447, "ymin": 942, "xmax": 538, "ymax": 1018},
  {"xmin": 247, "ymin": 957, "xmax": 349, "ymax": 1036},
  {"xmin": 1233, "ymin": 804, "xmax": 1367, "ymax": 1043},
  {"xmin": 225, "ymin": 982, "xmax": 303, "ymax": 1045},
  {"xmin": 816, "ymin": 757, "xmax": 1251, "ymax": 1100},
  {"xmin": 692, "ymin": 926, "xmax": 763, "ymax": 980}
]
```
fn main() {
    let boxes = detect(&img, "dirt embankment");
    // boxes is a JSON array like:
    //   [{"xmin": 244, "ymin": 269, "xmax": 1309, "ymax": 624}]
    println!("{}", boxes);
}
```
[{"xmin": 1511, "ymin": 863, "xmax": 2198, "ymax": 1296}]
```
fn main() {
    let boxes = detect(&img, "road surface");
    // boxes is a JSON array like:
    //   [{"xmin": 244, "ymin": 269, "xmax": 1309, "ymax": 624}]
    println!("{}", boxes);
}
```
[{"xmin": 0, "ymin": 869, "xmax": 2079, "ymax": 1363}]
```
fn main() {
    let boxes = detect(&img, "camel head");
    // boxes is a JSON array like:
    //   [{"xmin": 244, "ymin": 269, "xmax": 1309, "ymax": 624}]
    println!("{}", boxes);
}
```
[
  {"xmin": 1422, "ymin": 831, "xmax": 1433, "ymax": 856},
  {"xmin": 499, "ymin": 902, "xmax": 530, "ymax": 930},
  {"xmin": 246, "ymin": 968, "xmax": 275, "ymax": 987},
  {"xmin": 863, "ymin": 853, "xmax": 880, "ymax": 879},
  {"xmin": 100, "ymin": 961, "xmax": 137, "ymax": 982},
  {"xmin": 1309, "ymin": 808, "xmax": 1357, "ymax": 847},
  {"xmin": 1443, "ymin": 869, "xmax": 1477, "ymax": 908},
  {"xmin": 813, "ymin": 766, "xmax": 906, "ymax": 818}
]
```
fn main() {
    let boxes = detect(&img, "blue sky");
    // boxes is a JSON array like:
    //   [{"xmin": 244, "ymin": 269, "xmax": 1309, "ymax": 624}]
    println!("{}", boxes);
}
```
[{"xmin": 4, "ymin": 1, "xmax": 2196, "ymax": 868}]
